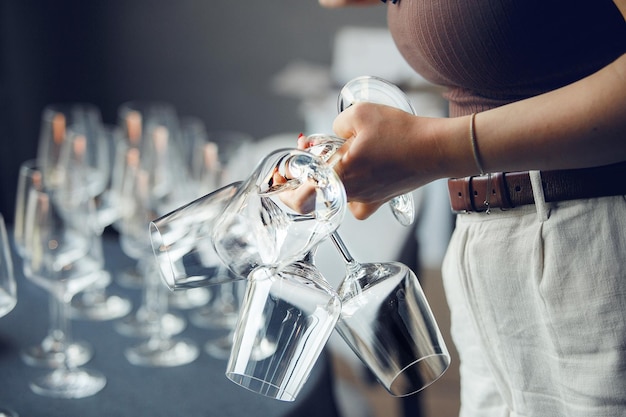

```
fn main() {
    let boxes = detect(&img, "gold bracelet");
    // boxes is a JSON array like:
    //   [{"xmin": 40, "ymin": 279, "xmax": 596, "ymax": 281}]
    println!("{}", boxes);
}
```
[{"xmin": 469, "ymin": 112, "xmax": 485, "ymax": 175}]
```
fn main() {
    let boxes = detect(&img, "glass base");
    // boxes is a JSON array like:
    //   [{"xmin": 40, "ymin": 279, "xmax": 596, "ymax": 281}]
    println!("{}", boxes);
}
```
[
  {"xmin": 204, "ymin": 334, "xmax": 233, "ymax": 360},
  {"xmin": 189, "ymin": 304, "xmax": 238, "ymax": 330},
  {"xmin": 20, "ymin": 338, "xmax": 92, "ymax": 368},
  {"xmin": 168, "ymin": 288, "xmax": 211, "ymax": 310},
  {"xmin": 0, "ymin": 407, "xmax": 19, "ymax": 417},
  {"xmin": 125, "ymin": 337, "xmax": 199, "ymax": 367},
  {"xmin": 29, "ymin": 368, "xmax": 106, "ymax": 399},
  {"xmin": 114, "ymin": 310, "xmax": 185, "ymax": 338},
  {"xmin": 115, "ymin": 266, "xmax": 143, "ymax": 289},
  {"xmin": 71, "ymin": 293, "xmax": 132, "ymax": 321}
]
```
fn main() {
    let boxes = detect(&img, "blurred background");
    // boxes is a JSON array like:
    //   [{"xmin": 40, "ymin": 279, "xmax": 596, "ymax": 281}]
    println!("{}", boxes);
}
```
[
  {"xmin": 0, "ymin": 0, "xmax": 387, "ymax": 222},
  {"xmin": 0, "ymin": 1, "xmax": 459, "ymax": 416}
]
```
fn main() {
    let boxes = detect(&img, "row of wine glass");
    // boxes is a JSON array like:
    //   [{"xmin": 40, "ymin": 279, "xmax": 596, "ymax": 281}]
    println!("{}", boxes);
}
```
[{"xmin": 11, "ymin": 99, "xmax": 258, "ymax": 400}]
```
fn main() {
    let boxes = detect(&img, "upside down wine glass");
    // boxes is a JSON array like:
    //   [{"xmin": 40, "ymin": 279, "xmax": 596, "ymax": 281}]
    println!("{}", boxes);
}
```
[
  {"xmin": 299, "ymin": 128, "xmax": 449, "ymax": 395},
  {"xmin": 330, "ymin": 231, "xmax": 450, "ymax": 396},
  {"xmin": 150, "ymin": 148, "xmax": 347, "ymax": 292},
  {"xmin": 337, "ymin": 75, "xmax": 417, "ymax": 227},
  {"xmin": 225, "ymin": 252, "xmax": 341, "ymax": 402}
]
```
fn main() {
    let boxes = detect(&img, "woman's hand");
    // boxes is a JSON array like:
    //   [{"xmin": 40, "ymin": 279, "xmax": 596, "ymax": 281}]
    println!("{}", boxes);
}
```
[{"xmin": 310, "ymin": 102, "xmax": 461, "ymax": 220}]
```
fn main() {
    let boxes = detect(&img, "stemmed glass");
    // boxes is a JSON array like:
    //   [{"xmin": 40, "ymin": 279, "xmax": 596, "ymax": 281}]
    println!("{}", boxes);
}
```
[
  {"xmin": 212, "ymin": 148, "xmax": 347, "ymax": 279},
  {"xmin": 337, "ymin": 75, "xmax": 417, "ymax": 226},
  {"xmin": 186, "ymin": 130, "xmax": 256, "ymax": 347},
  {"xmin": 113, "ymin": 100, "xmax": 185, "ymax": 288},
  {"xmin": 301, "ymin": 128, "xmax": 450, "ymax": 395},
  {"xmin": 114, "ymin": 146, "xmax": 198, "ymax": 367},
  {"xmin": 62, "ymin": 123, "xmax": 132, "ymax": 321},
  {"xmin": 22, "ymin": 184, "xmax": 106, "ymax": 398},
  {"xmin": 330, "ymin": 231, "xmax": 450, "ymax": 396},
  {"xmin": 13, "ymin": 159, "xmax": 93, "ymax": 368},
  {"xmin": 0, "ymin": 213, "xmax": 18, "ymax": 416}
]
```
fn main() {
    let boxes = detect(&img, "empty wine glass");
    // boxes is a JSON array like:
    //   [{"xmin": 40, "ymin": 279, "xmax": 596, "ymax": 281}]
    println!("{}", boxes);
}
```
[
  {"xmin": 114, "ymin": 100, "xmax": 186, "ymax": 288},
  {"xmin": 337, "ymin": 75, "xmax": 417, "ymax": 226},
  {"xmin": 13, "ymin": 159, "xmax": 93, "ymax": 368},
  {"xmin": 150, "ymin": 148, "xmax": 347, "ymax": 291},
  {"xmin": 185, "ymin": 129, "xmax": 255, "ymax": 324},
  {"xmin": 0, "ymin": 214, "xmax": 17, "ymax": 319},
  {"xmin": 114, "ymin": 148, "xmax": 186, "ymax": 339},
  {"xmin": 113, "ymin": 145, "xmax": 199, "ymax": 367},
  {"xmin": 330, "ymin": 232, "xmax": 450, "ymax": 397},
  {"xmin": 37, "ymin": 103, "xmax": 105, "ymax": 191},
  {"xmin": 22, "ymin": 185, "xmax": 106, "ymax": 398},
  {"xmin": 213, "ymin": 148, "xmax": 347, "ymax": 279},
  {"xmin": 59, "ymin": 125, "xmax": 132, "ymax": 321},
  {"xmin": 0, "ymin": 214, "xmax": 19, "ymax": 417},
  {"xmin": 226, "ymin": 256, "xmax": 341, "ymax": 401}
]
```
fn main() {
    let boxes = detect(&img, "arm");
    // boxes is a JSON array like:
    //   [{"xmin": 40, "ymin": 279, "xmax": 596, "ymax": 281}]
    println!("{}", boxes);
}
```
[{"xmin": 330, "ymin": 50, "xmax": 626, "ymax": 219}]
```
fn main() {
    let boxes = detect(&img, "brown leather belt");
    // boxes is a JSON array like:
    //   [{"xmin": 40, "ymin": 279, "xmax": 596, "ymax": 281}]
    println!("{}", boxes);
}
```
[{"xmin": 447, "ymin": 162, "xmax": 626, "ymax": 213}]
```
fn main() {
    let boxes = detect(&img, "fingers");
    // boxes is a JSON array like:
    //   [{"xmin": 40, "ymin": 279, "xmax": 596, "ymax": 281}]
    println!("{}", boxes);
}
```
[{"xmin": 348, "ymin": 201, "xmax": 384, "ymax": 220}]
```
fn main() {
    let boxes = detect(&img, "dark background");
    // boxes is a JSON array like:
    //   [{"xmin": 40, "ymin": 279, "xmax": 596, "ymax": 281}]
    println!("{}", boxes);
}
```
[{"xmin": 0, "ymin": 0, "xmax": 387, "ymax": 223}]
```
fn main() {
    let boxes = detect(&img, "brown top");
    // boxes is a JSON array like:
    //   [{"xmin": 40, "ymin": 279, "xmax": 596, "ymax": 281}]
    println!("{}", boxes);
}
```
[{"xmin": 387, "ymin": 0, "xmax": 626, "ymax": 117}]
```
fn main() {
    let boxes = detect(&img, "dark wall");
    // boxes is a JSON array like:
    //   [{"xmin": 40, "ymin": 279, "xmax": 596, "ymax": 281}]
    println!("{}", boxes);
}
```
[{"xmin": 0, "ymin": 0, "xmax": 387, "ymax": 223}]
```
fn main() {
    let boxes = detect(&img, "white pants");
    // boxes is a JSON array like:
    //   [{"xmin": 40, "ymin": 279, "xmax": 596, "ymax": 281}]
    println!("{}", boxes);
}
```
[{"xmin": 442, "ymin": 193, "xmax": 626, "ymax": 417}]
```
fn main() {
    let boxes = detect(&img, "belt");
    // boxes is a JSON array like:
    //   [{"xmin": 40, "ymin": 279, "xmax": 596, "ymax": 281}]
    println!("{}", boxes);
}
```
[{"xmin": 447, "ymin": 162, "xmax": 626, "ymax": 213}]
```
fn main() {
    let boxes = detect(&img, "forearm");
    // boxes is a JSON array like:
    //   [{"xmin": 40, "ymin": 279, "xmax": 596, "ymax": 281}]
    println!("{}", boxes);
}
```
[{"xmin": 436, "ymin": 53, "xmax": 626, "ymax": 178}]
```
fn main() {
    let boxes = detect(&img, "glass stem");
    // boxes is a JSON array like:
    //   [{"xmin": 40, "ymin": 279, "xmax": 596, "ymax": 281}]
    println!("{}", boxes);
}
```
[
  {"xmin": 142, "ymin": 263, "xmax": 168, "ymax": 341},
  {"xmin": 330, "ymin": 232, "xmax": 359, "ymax": 272},
  {"xmin": 48, "ymin": 294, "xmax": 66, "ymax": 347},
  {"xmin": 58, "ymin": 293, "xmax": 74, "ymax": 371}
]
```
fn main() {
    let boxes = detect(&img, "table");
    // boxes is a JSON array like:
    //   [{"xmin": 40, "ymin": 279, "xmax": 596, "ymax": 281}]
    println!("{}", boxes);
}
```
[{"xmin": 0, "ymin": 231, "xmax": 340, "ymax": 417}]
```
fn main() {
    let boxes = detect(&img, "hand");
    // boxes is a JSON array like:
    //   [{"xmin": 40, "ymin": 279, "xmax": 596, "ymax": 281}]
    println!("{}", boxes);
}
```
[
  {"xmin": 318, "ymin": 0, "xmax": 382, "ymax": 8},
  {"xmin": 326, "ymin": 102, "xmax": 442, "ymax": 220}
]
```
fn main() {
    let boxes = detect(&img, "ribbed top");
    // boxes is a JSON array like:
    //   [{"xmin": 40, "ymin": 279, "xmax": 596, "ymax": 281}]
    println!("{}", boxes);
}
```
[{"xmin": 388, "ymin": 0, "xmax": 626, "ymax": 117}]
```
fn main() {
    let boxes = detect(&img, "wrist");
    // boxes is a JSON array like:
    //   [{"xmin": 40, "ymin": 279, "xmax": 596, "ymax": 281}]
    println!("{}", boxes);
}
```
[{"xmin": 429, "ymin": 115, "xmax": 482, "ymax": 179}]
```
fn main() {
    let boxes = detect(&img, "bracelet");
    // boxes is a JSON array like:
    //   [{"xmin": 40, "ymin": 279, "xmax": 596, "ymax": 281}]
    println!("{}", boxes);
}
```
[{"xmin": 469, "ymin": 112, "xmax": 485, "ymax": 175}]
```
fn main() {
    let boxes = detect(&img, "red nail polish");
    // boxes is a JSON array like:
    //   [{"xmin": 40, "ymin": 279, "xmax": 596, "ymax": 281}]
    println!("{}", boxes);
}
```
[{"xmin": 298, "ymin": 133, "xmax": 304, "ymax": 139}]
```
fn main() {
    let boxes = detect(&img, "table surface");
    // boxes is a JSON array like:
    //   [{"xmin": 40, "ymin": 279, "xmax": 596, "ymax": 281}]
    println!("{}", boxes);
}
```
[{"xmin": 0, "ymin": 231, "xmax": 340, "ymax": 417}]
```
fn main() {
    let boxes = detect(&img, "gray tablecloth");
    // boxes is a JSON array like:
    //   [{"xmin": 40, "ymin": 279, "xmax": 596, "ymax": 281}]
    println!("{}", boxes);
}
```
[{"xmin": 0, "ymin": 231, "xmax": 340, "ymax": 417}]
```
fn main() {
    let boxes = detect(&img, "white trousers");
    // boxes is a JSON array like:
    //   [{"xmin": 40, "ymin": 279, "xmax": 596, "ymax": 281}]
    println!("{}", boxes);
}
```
[{"xmin": 442, "ymin": 191, "xmax": 626, "ymax": 417}]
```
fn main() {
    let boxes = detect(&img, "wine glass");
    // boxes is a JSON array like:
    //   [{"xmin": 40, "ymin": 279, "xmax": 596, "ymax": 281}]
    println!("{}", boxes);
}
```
[
  {"xmin": 114, "ymin": 100, "xmax": 186, "ymax": 288},
  {"xmin": 226, "ymin": 255, "xmax": 341, "ymax": 402},
  {"xmin": 329, "ymin": 232, "xmax": 450, "ymax": 397},
  {"xmin": 337, "ymin": 75, "xmax": 417, "ymax": 226},
  {"xmin": 114, "ymin": 145, "xmax": 199, "ymax": 367},
  {"xmin": 113, "ymin": 147, "xmax": 186, "ymax": 339},
  {"xmin": 22, "ymin": 185, "xmax": 106, "ymax": 398},
  {"xmin": 37, "ymin": 103, "xmax": 105, "ymax": 191},
  {"xmin": 0, "ymin": 214, "xmax": 18, "ymax": 417},
  {"xmin": 150, "ymin": 147, "xmax": 347, "ymax": 290},
  {"xmin": 186, "ymin": 129, "xmax": 255, "ymax": 327},
  {"xmin": 59, "ymin": 124, "xmax": 132, "ymax": 321},
  {"xmin": 13, "ymin": 159, "xmax": 93, "ymax": 368},
  {"xmin": 212, "ymin": 148, "xmax": 347, "ymax": 279},
  {"xmin": 0, "ymin": 213, "xmax": 17, "ymax": 319}
]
